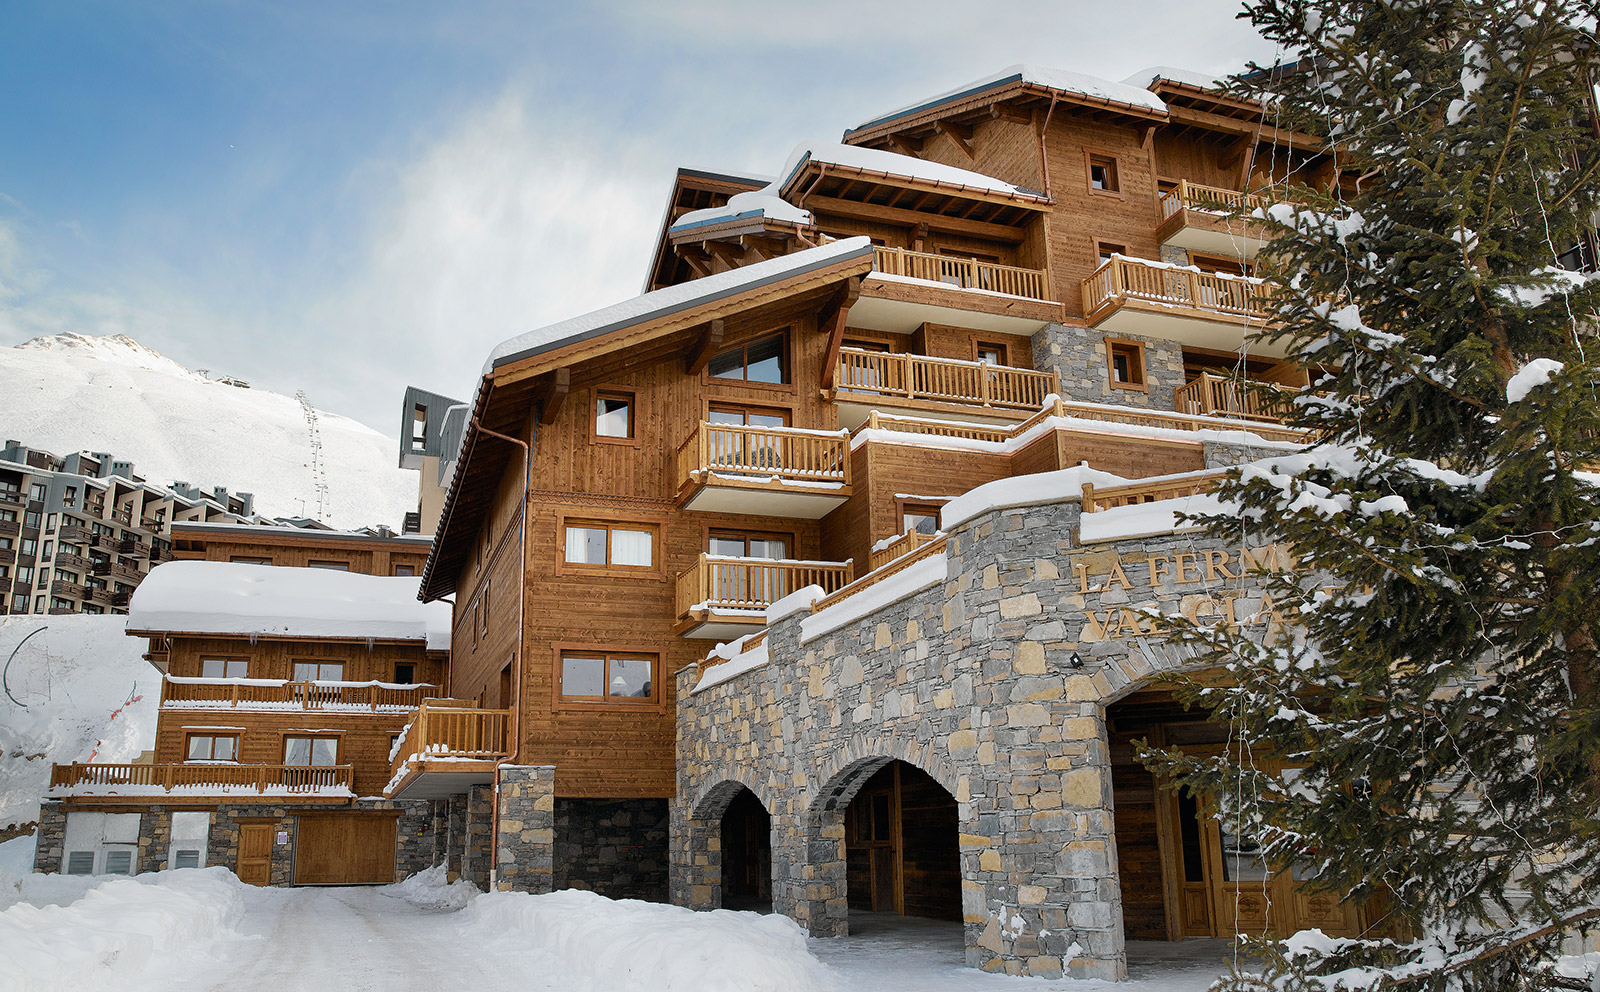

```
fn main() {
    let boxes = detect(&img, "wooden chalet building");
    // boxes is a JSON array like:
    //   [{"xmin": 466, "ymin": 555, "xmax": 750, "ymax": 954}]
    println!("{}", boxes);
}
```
[{"xmin": 34, "ymin": 62, "xmax": 1366, "ymax": 980}]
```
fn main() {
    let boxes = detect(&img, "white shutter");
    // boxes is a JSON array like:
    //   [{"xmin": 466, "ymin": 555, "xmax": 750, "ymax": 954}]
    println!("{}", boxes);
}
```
[{"xmin": 66, "ymin": 851, "xmax": 96, "ymax": 875}]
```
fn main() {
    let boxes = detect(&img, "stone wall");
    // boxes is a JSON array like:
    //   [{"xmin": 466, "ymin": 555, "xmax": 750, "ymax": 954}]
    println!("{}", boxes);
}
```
[
  {"xmin": 673, "ymin": 494, "xmax": 1294, "ymax": 981},
  {"xmin": 555, "ymin": 798, "xmax": 669, "ymax": 902},
  {"xmin": 31, "ymin": 802, "xmax": 67, "ymax": 873},
  {"xmin": 494, "ymin": 764, "xmax": 554, "ymax": 893},
  {"xmin": 1031, "ymin": 322, "xmax": 1187, "ymax": 413}
]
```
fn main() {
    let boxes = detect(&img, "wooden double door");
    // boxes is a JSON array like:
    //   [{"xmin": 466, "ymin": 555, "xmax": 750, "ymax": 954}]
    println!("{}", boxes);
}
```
[{"xmin": 293, "ymin": 813, "xmax": 398, "ymax": 885}]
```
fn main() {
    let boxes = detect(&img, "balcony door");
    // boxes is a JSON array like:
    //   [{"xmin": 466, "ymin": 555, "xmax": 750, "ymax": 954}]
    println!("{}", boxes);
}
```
[
  {"xmin": 707, "ymin": 530, "xmax": 791, "ymax": 605},
  {"xmin": 707, "ymin": 405, "xmax": 789, "ymax": 473}
]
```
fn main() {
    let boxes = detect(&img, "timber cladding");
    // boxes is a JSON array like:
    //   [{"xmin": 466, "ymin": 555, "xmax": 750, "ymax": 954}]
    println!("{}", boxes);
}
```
[
  {"xmin": 162, "ymin": 634, "xmax": 445, "ymax": 685},
  {"xmin": 153, "ymin": 710, "xmax": 411, "ymax": 797}
]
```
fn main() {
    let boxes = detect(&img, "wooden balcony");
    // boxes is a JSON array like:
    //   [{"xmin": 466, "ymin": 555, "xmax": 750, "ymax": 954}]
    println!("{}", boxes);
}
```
[
  {"xmin": 57, "ymin": 523, "xmax": 94, "ymax": 544},
  {"xmin": 829, "ymin": 347, "xmax": 1058, "ymax": 426},
  {"xmin": 0, "ymin": 546, "xmax": 13, "ymax": 565},
  {"xmin": 1080, "ymin": 472, "xmax": 1226, "ymax": 512},
  {"xmin": 1174, "ymin": 372, "xmax": 1299, "ymax": 423},
  {"xmin": 1157, "ymin": 180, "xmax": 1280, "ymax": 260},
  {"xmin": 674, "ymin": 422, "xmax": 851, "ymax": 518},
  {"xmin": 868, "ymin": 529, "xmax": 942, "ymax": 571},
  {"xmin": 0, "ymin": 490, "xmax": 23, "ymax": 508},
  {"xmin": 870, "ymin": 245, "xmax": 1050, "ymax": 301},
  {"xmin": 386, "ymin": 701, "xmax": 512, "ymax": 799},
  {"xmin": 55, "ymin": 551, "xmax": 92, "ymax": 573},
  {"xmin": 162, "ymin": 677, "xmax": 446, "ymax": 713},
  {"xmin": 49, "ymin": 761, "xmax": 355, "ymax": 804},
  {"xmin": 51, "ymin": 580, "xmax": 86, "ymax": 600},
  {"xmin": 1082, "ymin": 255, "xmax": 1276, "ymax": 352},
  {"xmin": 675, "ymin": 554, "xmax": 852, "ymax": 639}
]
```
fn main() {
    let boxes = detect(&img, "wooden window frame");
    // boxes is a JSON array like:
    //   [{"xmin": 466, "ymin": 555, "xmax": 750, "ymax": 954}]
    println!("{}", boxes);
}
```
[
  {"xmin": 480, "ymin": 579, "xmax": 490, "ymax": 638},
  {"xmin": 972, "ymin": 340, "xmax": 1010, "ymax": 366},
  {"xmin": 307, "ymin": 560, "xmax": 349, "ymax": 571},
  {"xmin": 278, "ymin": 732, "xmax": 344, "ymax": 766},
  {"xmin": 551, "ymin": 643, "xmax": 664, "ymax": 713},
  {"xmin": 1095, "ymin": 239, "xmax": 1128, "ymax": 267},
  {"xmin": 703, "ymin": 524, "xmax": 798, "ymax": 560},
  {"xmin": 1106, "ymin": 337, "xmax": 1150, "ymax": 392},
  {"xmin": 1085, "ymin": 150, "xmax": 1123, "ymax": 198},
  {"xmin": 183, "ymin": 732, "xmax": 240, "ymax": 763},
  {"xmin": 704, "ymin": 400, "xmax": 794, "ymax": 427},
  {"xmin": 591, "ymin": 386, "xmax": 640, "ymax": 447},
  {"xmin": 894, "ymin": 498, "xmax": 949, "ymax": 535},
  {"xmin": 703, "ymin": 329, "xmax": 795, "ymax": 395},
  {"xmin": 198, "ymin": 656, "xmax": 251, "ymax": 679},
  {"xmin": 393, "ymin": 564, "xmax": 415, "ymax": 576},
  {"xmin": 555, "ymin": 513, "xmax": 665, "ymax": 579},
  {"xmin": 290, "ymin": 658, "xmax": 347, "ymax": 682}
]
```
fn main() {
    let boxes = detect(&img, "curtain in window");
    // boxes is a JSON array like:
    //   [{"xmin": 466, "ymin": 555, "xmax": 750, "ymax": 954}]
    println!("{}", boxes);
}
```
[{"xmin": 611, "ymin": 529, "xmax": 652, "ymax": 567}]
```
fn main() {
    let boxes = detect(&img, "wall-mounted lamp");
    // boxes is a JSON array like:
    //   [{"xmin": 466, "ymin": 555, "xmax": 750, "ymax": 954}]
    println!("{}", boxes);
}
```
[{"xmin": 1069, "ymin": 652, "xmax": 1086, "ymax": 670}]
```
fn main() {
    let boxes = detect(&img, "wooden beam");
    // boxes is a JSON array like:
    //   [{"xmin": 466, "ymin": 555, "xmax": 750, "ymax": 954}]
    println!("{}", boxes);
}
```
[
  {"xmin": 988, "ymin": 102, "xmax": 1033, "ymax": 125},
  {"xmin": 819, "ymin": 279, "xmax": 863, "ymax": 390},
  {"xmin": 886, "ymin": 133, "xmax": 924, "ymax": 156},
  {"xmin": 684, "ymin": 319, "xmax": 725, "ymax": 375},
  {"xmin": 702, "ymin": 240, "xmax": 742, "ymax": 268},
  {"xmin": 678, "ymin": 244, "xmax": 713, "ymax": 278},
  {"xmin": 1217, "ymin": 134, "xmax": 1254, "ymax": 172},
  {"xmin": 739, "ymin": 234, "xmax": 784, "ymax": 260},
  {"xmin": 805, "ymin": 194, "xmax": 1029, "ymax": 243},
  {"xmin": 1140, "ymin": 122, "xmax": 1159, "ymax": 150},
  {"xmin": 1169, "ymin": 104, "xmax": 1324, "ymax": 153},
  {"xmin": 934, "ymin": 121, "xmax": 974, "ymax": 160},
  {"xmin": 535, "ymin": 368, "xmax": 569, "ymax": 426}
]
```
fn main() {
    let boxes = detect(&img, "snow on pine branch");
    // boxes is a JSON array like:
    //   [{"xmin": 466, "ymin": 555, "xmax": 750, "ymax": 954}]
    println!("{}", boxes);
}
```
[{"xmin": 1505, "ymin": 358, "xmax": 1564, "ymax": 403}]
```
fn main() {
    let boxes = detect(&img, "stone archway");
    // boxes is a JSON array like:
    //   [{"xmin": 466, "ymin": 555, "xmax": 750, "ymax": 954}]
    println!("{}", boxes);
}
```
[{"xmin": 671, "ymin": 774, "xmax": 776, "ymax": 911}]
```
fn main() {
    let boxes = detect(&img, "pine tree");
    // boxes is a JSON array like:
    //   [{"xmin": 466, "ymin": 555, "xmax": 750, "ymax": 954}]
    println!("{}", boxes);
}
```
[{"xmin": 1145, "ymin": 3, "xmax": 1600, "ymax": 989}]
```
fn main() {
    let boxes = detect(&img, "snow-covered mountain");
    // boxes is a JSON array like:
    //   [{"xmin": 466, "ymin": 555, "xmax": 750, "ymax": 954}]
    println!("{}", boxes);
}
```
[{"xmin": 0, "ymin": 334, "xmax": 415, "ymax": 527}]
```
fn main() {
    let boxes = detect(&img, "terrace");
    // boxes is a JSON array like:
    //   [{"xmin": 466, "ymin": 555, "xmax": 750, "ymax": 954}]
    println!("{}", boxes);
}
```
[
  {"xmin": 385, "ymin": 700, "xmax": 513, "ymax": 799},
  {"xmin": 675, "ymin": 422, "xmax": 851, "ymax": 518},
  {"xmin": 675, "ymin": 554, "xmax": 854, "ymax": 639},
  {"xmin": 49, "ymin": 762, "xmax": 355, "ymax": 804}
]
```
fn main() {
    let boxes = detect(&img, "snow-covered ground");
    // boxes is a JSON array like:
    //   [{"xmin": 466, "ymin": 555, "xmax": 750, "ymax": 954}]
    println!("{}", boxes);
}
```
[
  {"xmin": 0, "ymin": 863, "xmax": 1235, "ymax": 992},
  {"xmin": 0, "ymin": 615, "xmax": 158, "ymax": 832},
  {"xmin": 0, "ymin": 333, "xmax": 416, "ymax": 527}
]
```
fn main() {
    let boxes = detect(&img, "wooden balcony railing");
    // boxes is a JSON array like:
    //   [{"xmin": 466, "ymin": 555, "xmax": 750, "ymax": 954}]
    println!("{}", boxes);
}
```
[
  {"xmin": 1159, "ymin": 179, "xmax": 1277, "ymax": 222},
  {"xmin": 871, "ymin": 245, "xmax": 1050, "ymax": 301},
  {"xmin": 868, "ymin": 529, "xmax": 942, "ymax": 571},
  {"xmin": 811, "ymin": 535, "xmax": 948, "ymax": 615},
  {"xmin": 676, "ymin": 554, "xmax": 853, "ymax": 618},
  {"xmin": 162, "ymin": 677, "xmax": 445, "ymax": 712},
  {"xmin": 835, "ymin": 347, "xmax": 1059, "ymax": 411},
  {"xmin": 388, "ymin": 701, "xmax": 511, "ymax": 784},
  {"xmin": 1082, "ymin": 255, "xmax": 1272, "ymax": 322},
  {"xmin": 50, "ymin": 761, "xmax": 354, "ymax": 795},
  {"xmin": 57, "ymin": 524, "xmax": 94, "ymax": 544},
  {"xmin": 50, "ymin": 580, "xmax": 86, "ymax": 600},
  {"xmin": 0, "ymin": 519, "xmax": 18, "ymax": 538},
  {"xmin": 675, "ymin": 422, "xmax": 850, "ymax": 491},
  {"xmin": 1080, "ymin": 472, "xmax": 1227, "ymax": 512},
  {"xmin": 1174, "ymin": 371, "xmax": 1299, "ymax": 422}
]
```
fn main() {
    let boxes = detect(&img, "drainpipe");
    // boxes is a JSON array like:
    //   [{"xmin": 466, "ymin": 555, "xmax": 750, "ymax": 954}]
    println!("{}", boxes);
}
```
[
  {"xmin": 470, "ymin": 417, "xmax": 531, "ymax": 889},
  {"xmin": 1037, "ymin": 94, "xmax": 1060, "ymax": 200}
]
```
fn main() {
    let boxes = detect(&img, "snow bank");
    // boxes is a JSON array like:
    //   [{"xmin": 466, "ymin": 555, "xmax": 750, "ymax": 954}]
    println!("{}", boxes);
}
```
[
  {"xmin": 669, "ymin": 190, "xmax": 813, "ymax": 234},
  {"xmin": 0, "ymin": 615, "xmax": 159, "ymax": 830},
  {"xmin": 128, "ymin": 561, "xmax": 451, "ymax": 650},
  {"xmin": 1, "ymin": 334, "xmax": 415, "ymax": 526},
  {"xmin": 0, "ymin": 867, "xmax": 246, "ymax": 992},
  {"xmin": 459, "ymin": 888, "xmax": 832, "ymax": 992},
  {"xmin": 940, "ymin": 465, "xmax": 1129, "ymax": 530},
  {"xmin": 380, "ymin": 864, "xmax": 480, "ymax": 911},
  {"xmin": 1079, "ymin": 493, "xmax": 1233, "ymax": 543}
]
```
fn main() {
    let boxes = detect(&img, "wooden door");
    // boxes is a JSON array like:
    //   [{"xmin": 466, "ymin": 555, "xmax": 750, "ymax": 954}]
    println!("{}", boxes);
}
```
[
  {"xmin": 237, "ymin": 822, "xmax": 274, "ymax": 886},
  {"xmin": 293, "ymin": 814, "xmax": 397, "ymax": 885}
]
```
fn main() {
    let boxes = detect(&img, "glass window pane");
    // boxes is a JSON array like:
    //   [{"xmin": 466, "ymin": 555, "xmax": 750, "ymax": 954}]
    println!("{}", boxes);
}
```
[
  {"xmin": 707, "ymin": 348, "xmax": 745, "ymax": 380},
  {"xmin": 905, "ymin": 512, "xmax": 939, "ymax": 535},
  {"xmin": 707, "ymin": 409, "xmax": 745, "ymax": 425},
  {"xmin": 201, "ymin": 658, "xmax": 227, "ymax": 678},
  {"xmin": 562, "ymin": 656, "xmax": 606, "ymax": 697},
  {"xmin": 225, "ymin": 660, "xmax": 248, "ymax": 678},
  {"xmin": 566, "ymin": 526, "xmax": 608, "ymax": 564},
  {"xmin": 611, "ymin": 529, "xmax": 652, "ymax": 567},
  {"xmin": 293, "ymin": 662, "xmax": 318, "ymax": 682},
  {"xmin": 284, "ymin": 738, "xmax": 311, "ymax": 765},
  {"xmin": 596, "ymin": 396, "xmax": 631, "ymax": 437},
  {"xmin": 745, "ymin": 337, "xmax": 784, "ymax": 383},
  {"xmin": 315, "ymin": 663, "xmax": 343, "ymax": 681},
  {"xmin": 188, "ymin": 737, "xmax": 210, "ymax": 760},
  {"xmin": 608, "ymin": 658, "xmax": 652, "ymax": 698},
  {"xmin": 214, "ymin": 737, "xmax": 236, "ymax": 762},
  {"xmin": 748, "ymin": 538, "xmax": 788, "ymax": 560},
  {"xmin": 310, "ymin": 739, "xmax": 338, "ymax": 766},
  {"xmin": 747, "ymin": 412, "xmax": 787, "ymax": 429},
  {"xmin": 708, "ymin": 536, "xmax": 746, "ymax": 558}
]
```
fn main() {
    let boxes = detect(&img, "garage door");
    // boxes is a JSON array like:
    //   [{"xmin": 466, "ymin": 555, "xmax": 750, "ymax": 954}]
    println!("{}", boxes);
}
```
[{"xmin": 293, "ymin": 814, "xmax": 397, "ymax": 885}]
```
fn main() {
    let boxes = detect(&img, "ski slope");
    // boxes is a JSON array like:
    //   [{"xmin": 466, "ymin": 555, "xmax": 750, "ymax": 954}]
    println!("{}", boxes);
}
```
[{"xmin": 0, "ymin": 334, "xmax": 415, "ymax": 527}]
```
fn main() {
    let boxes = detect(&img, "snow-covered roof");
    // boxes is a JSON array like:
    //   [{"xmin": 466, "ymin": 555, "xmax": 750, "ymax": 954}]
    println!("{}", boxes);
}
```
[
  {"xmin": 167, "ymin": 519, "xmax": 433, "ymax": 545},
  {"xmin": 484, "ymin": 236, "xmax": 875, "ymax": 374},
  {"xmin": 849, "ymin": 64, "xmax": 1167, "ymax": 136},
  {"xmin": 127, "ymin": 561, "xmax": 451, "ymax": 650},
  {"xmin": 777, "ymin": 140, "xmax": 1043, "ymax": 200},
  {"xmin": 669, "ymin": 190, "xmax": 813, "ymax": 236},
  {"xmin": 1119, "ymin": 66, "xmax": 1225, "ymax": 91}
]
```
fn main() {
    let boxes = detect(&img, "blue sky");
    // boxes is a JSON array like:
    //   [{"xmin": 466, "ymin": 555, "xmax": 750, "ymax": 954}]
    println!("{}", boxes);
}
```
[{"xmin": 0, "ymin": 1, "xmax": 1279, "ymax": 434}]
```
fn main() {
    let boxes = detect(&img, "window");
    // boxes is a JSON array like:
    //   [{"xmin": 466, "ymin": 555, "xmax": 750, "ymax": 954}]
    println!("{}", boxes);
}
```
[
  {"xmin": 708, "ymin": 333, "xmax": 787, "ymax": 384},
  {"xmin": 706, "ymin": 404, "xmax": 789, "ymax": 429},
  {"xmin": 1088, "ymin": 153, "xmax": 1119, "ymax": 193},
  {"xmin": 200, "ymin": 658, "xmax": 249, "ymax": 679},
  {"xmin": 172, "ymin": 849, "xmax": 202, "ymax": 870},
  {"xmin": 20, "ymin": 539, "xmax": 35, "ymax": 556},
  {"xmin": 16, "ymin": 566, "xmax": 32, "ymax": 584},
  {"xmin": 410, "ymin": 403, "xmax": 428, "ymax": 450},
  {"xmin": 564, "ymin": 520, "xmax": 657, "ymax": 569},
  {"xmin": 393, "ymin": 565, "xmax": 415, "ymax": 576},
  {"xmin": 559, "ymin": 649, "xmax": 656, "ymax": 702},
  {"xmin": 41, "ymin": 541, "xmax": 52, "ymax": 558},
  {"xmin": 10, "ymin": 594, "xmax": 26, "ymax": 613},
  {"xmin": 594, "ymin": 390, "xmax": 634, "ymax": 440},
  {"xmin": 63, "ymin": 487, "xmax": 77, "ymax": 508},
  {"xmin": 708, "ymin": 530, "xmax": 788, "ymax": 560},
  {"xmin": 900, "ymin": 502, "xmax": 945, "ymax": 535},
  {"xmin": 66, "ymin": 851, "xmax": 96, "ymax": 875},
  {"xmin": 293, "ymin": 661, "xmax": 345, "ymax": 682},
  {"xmin": 29, "ymin": 483, "xmax": 46, "ymax": 502},
  {"xmin": 24, "ymin": 511, "xmax": 40, "ymax": 529},
  {"xmin": 230, "ymin": 556, "xmax": 271, "ymax": 565},
  {"xmin": 283, "ymin": 736, "xmax": 339, "ymax": 766},
  {"xmin": 46, "ymin": 513, "xmax": 56, "ymax": 532},
  {"xmin": 103, "ymin": 849, "xmax": 134, "ymax": 875},
  {"xmin": 185, "ymin": 734, "xmax": 239, "ymax": 762},
  {"xmin": 974, "ymin": 342, "xmax": 1008, "ymax": 366},
  {"xmin": 0, "ymin": 509, "xmax": 14, "ymax": 522},
  {"xmin": 1097, "ymin": 241, "xmax": 1127, "ymax": 266},
  {"xmin": 394, "ymin": 663, "xmax": 415, "ymax": 685},
  {"xmin": 1106, "ymin": 338, "xmax": 1148, "ymax": 390},
  {"xmin": 307, "ymin": 560, "xmax": 348, "ymax": 571},
  {"xmin": 481, "ymin": 581, "xmax": 490, "ymax": 637}
]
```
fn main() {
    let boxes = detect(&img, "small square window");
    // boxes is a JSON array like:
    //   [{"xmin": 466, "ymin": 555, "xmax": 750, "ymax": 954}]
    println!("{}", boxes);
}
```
[
  {"xmin": 1107, "ymin": 339, "xmax": 1147, "ymax": 390},
  {"xmin": 974, "ymin": 342, "xmax": 1008, "ymax": 366},
  {"xmin": 1089, "ymin": 155, "xmax": 1119, "ymax": 193},
  {"xmin": 595, "ymin": 392, "xmax": 634, "ymax": 439}
]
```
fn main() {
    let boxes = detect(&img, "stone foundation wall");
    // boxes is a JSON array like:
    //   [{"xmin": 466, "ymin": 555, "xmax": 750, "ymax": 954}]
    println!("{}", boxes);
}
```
[
  {"xmin": 555, "ymin": 798, "xmax": 669, "ymax": 902},
  {"xmin": 494, "ymin": 765, "xmax": 554, "ymax": 893},
  {"xmin": 674, "ymin": 494, "xmax": 1296, "ymax": 981}
]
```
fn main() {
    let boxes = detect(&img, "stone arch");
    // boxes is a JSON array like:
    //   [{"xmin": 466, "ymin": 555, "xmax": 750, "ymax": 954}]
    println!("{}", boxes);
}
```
[
  {"xmin": 690, "ymin": 771, "xmax": 776, "ymax": 822},
  {"xmin": 808, "ymin": 731, "xmax": 961, "ymax": 817}
]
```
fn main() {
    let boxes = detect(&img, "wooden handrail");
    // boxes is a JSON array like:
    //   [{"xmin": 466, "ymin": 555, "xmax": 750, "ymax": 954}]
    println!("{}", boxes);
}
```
[
  {"xmin": 1159, "ymin": 179, "xmax": 1280, "ymax": 221},
  {"xmin": 675, "ymin": 555, "xmax": 853, "ymax": 618},
  {"xmin": 1081, "ymin": 255, "xmax": 1273, "ymax": 322},
  {"xmin": 1081, "ymin": 472, "xmax": 1228, "ymax": 512},
  {"xmin": 870, "ymin": 245, "xmax": 1050, "ymax": 301},
  {"xmin": 387, "ymin": 701, "xmax": 512, "ymax": 783},
  {"xmin": 1173, "ymin": 371, "xmax": 1299, "ymax": 423},
  {"xmin": 835, "ymin": 347, "xmax": 1059, "ymax": 412},
  {"xmin": 162, "ymin": 678, "xmax": 444, "ymax": 711},
  {"xmin": 811, "ymin": 535, "xmax": 948, "ymax": 615},
  {"xmin": 868, "ymin": 529, "xmax": 942, "ymax": 571},
  {"xmin": 676, "ymin": 422, "xmax": 851, "ymax": 493},
  {"xmin": 856, "ymin": 396, "xmax": 1309, "ymax": 446},
  {"xmin": 50, "ymin": 761, "xmax": 355, "ymax": 794}
]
